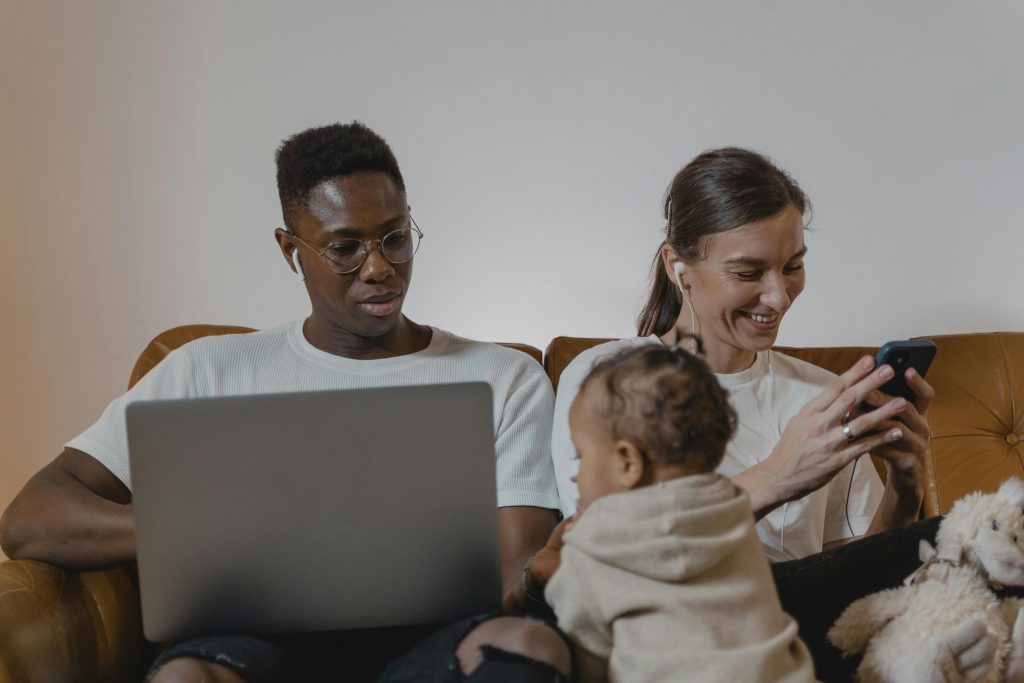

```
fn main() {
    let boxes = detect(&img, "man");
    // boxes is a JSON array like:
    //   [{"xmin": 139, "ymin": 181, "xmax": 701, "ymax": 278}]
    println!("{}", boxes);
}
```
[{"xmin": 1, "ymin": 122, "xmax": 572, "ymax": 682}]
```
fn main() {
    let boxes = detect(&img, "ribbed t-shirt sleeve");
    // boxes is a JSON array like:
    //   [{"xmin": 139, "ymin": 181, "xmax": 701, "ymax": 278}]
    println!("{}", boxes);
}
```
[
  {"xmin": 493, "ymin": 358, "xmax": 559, "ymax": 509},
  {"xmin": 65, "ymin": 348, "xmax": 198, "ymax": 490}
]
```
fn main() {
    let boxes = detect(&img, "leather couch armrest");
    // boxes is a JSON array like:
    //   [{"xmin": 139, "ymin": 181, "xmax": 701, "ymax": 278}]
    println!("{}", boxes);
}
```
[{"xmin": 0, "ymin": 559, "xmax": 148, "ymax": 683}]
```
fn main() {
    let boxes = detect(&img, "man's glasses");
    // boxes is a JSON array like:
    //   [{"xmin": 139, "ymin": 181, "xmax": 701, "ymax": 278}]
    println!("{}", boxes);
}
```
[{"xmin": 289, "ymin": 218, "xmax": 423, "ymax": 275}]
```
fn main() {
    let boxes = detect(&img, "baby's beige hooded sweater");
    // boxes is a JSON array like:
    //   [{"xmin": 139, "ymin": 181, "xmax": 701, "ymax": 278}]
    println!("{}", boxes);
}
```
[{"xmin": 546, "ymin": 473, "xmax": 817, "ymax": 683}]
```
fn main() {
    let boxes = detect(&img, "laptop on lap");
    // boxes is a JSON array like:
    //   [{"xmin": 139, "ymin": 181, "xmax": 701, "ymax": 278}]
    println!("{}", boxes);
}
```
[{"xmin": 126, "ymin": 382, "xmax": 502, "ymax": 642}]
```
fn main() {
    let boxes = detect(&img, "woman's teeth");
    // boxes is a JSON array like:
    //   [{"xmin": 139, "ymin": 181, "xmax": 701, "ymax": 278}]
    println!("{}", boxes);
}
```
[{"xmin": 747, "ymin": 312, "xmax": 777, "ymax": 323}]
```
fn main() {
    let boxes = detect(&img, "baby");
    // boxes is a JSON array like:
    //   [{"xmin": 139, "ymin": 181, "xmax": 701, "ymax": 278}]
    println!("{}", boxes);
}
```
[{"xmin": 545, "ymin": 342, "xmax": 817, "ymax": 683}]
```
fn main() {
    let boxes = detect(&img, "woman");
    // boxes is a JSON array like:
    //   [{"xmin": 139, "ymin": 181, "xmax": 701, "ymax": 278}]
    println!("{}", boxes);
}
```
[
  {"xmin": 533, "ymin": 148, "xmax": 995, "ymax": 680},
  {"xmin": 552, "ymin": 147, "xmax": 928, "ymax": 559}
]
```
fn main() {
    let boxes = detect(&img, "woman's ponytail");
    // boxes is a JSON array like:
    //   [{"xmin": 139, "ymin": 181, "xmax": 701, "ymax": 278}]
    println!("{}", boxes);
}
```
[{"xmin": 637, "ymin": 246, "xmax": 681, "ymax": 337}]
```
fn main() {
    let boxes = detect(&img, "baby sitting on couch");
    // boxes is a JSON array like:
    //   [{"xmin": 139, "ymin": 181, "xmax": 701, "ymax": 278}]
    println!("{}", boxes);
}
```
[{"xmin": 545, "ymin": 341, "xmax": 817, "ymax": 682}]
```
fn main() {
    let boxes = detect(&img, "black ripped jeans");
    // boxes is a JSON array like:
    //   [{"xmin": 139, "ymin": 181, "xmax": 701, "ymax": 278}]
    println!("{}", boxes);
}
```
[
  {"xmin": 145, "ymin": 612, "xmax": 573, "ymax": 683},
  {"xmin": 148, "ymin": 519, "xmax": 952, "ymax": 683}
]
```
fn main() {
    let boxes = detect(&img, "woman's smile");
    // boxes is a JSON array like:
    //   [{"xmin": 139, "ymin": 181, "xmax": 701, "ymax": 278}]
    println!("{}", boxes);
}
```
[
  {"xmin": 680, "ymin": 204, "xmax": 807, "ymax": 372},
  {"xmin": 737, "ymin": 309, "xmax": 782, "ymax": 332}
]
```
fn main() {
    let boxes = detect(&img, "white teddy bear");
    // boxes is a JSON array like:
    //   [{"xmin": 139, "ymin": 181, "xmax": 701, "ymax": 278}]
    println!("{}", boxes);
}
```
[{"xmin": 828, "ymin": 478, "xmax": 1024, "ymax": 683}]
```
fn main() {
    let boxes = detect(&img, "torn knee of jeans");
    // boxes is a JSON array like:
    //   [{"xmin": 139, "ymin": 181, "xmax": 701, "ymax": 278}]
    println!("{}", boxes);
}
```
[{"xmin": 463, "ymin": 645, "xmax": 571, "ymax": 682}]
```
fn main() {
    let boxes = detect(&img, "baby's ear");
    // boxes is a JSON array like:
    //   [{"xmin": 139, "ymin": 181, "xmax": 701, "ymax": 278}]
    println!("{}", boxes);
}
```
[{"xmin": 614, "ymin": 440, "xmax": 646, "ymax": 490}]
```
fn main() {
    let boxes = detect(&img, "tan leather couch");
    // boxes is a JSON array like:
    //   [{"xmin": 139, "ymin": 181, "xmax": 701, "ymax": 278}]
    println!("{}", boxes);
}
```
[{"xmin": 2, "ymin": 327, "xmax": 1021, "ymax": 683}]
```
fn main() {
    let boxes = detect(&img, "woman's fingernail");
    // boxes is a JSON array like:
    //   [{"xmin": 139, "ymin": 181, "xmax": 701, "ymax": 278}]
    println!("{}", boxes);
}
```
[
  {"xmin": 890, "ymin": 429, "xmax": 903, "ymax": 441},
  {"xmin": 862, "ymin": 356, "xmax": 875, "ymax": 369},
  {"xmin": 869, "ymin": 390, "xmax": 882, "ymax": 403},
  {"xmin": 880, "ymin": 365, "xmax": 894, "ymax": 379},
  {"xmin": 894, "ymin": 398, "xmax": 907, "ymax": 410}
]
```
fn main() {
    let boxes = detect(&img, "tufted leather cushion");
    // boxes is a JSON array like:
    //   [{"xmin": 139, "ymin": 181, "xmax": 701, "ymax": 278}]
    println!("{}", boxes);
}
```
[{"xmin": 922, "ymin": 333, "xmax": 1024, "ymax": 516}]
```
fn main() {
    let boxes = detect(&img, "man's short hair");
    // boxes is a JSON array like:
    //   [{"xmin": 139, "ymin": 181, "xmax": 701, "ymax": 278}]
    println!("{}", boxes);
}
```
[{"xmin": 275, "ymin": 121, "xmax": 405, "ymax": 232}]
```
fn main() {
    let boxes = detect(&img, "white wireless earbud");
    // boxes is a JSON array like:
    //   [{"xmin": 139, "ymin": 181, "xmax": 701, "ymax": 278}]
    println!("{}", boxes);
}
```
[
  {"xmin": 292, "ymin": 251, "xmax": 305, "ymax": 281},
  {"xmin": 671, "ymin": 259, "xmax": 700, "ymax": 354},
  {"xmin": 672, "ymin": 261, "xmax": 686, "ymax": 292}
]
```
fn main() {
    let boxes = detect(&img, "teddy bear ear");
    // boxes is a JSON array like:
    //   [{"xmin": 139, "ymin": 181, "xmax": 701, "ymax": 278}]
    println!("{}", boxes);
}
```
[
  {"xmin": 919, "ymin": 539, "xmax": 937, "ymax": 562},
  {"xmin": 997, "ymin": 478, "xmax": 1024, "ymax": 508},
  {"xmin": 997, "ymin": 477, "xmax": 1024, "ymax": 505}
]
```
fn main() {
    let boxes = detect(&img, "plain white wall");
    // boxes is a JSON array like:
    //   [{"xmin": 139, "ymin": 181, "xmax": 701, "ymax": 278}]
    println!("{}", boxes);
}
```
[{"xmin": 2, "ymin": 1, "xmax": 1023, "ymax": 544}]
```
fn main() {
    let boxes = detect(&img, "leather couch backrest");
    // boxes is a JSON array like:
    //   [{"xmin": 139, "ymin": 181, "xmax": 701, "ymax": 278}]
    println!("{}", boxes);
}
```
[
  {"xmin": 129, "ymin": 325, "xmax": 258, "ymax": 389},
  {"xmin": 128, "ymin": 325, "xmax": 544, "ymax": 390},
  {"xmin": 919, "ymin": 333, "xmax": 1024, "ymax": 515},
  {"xmin": 544, "ymin": 338, "xmax": 878, "ymax": 391},
  {"xmin": 546, "ymin": 333, "xmax": 1024, "ymax": 517}
]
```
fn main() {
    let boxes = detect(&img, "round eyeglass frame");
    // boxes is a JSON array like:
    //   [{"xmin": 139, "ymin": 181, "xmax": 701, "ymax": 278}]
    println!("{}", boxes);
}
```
[{"xmin": 288, "ymin": 217, "xmax": 423, "ymax": 275}]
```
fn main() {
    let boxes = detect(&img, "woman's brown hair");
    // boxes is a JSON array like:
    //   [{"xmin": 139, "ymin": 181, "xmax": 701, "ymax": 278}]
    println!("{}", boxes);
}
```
[{"xmin": 636, "ymin": 147, "xmax": 810, "ymax": 337}]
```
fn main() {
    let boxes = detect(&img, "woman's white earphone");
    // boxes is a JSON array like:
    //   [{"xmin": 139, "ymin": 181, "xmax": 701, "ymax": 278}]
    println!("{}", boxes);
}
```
[
  {"xmin": 673, "ymin": 261, "xmax": 686, "ymax": 292},
  {"xmin": 292, "ymin": 251, "xmax": 305, "ymax": 281},
  {"xmin": 670, "ymin": 259, "xmax": 700, "ymax": 353}
]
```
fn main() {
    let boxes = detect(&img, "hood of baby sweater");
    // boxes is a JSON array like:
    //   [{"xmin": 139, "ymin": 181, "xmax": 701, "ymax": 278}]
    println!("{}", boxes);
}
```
[{"xmin": 564, "ymin": 473, "xmax": 755, "ymax": 582}]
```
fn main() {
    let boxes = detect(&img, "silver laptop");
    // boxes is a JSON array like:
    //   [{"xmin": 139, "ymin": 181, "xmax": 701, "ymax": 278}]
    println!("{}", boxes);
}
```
[{"xmin": 126, "ymin": 382, "xmax": 502, "ymax": 642}]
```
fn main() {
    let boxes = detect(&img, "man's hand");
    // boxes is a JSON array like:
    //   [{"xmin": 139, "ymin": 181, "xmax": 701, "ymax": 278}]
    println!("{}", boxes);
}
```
[
  {"xmin": 527, "ymin": 513, "xmax": 578, "ymax": 589},
  {"xmin": 498, "ymin": 506, "xmax": 559, "ymax": 611}
]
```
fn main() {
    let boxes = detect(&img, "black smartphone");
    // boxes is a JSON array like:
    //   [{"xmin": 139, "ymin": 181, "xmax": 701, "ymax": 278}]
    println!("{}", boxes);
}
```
[{"xmin": 857, "ymin": 339, "xmax": 937, "ymax": 412}]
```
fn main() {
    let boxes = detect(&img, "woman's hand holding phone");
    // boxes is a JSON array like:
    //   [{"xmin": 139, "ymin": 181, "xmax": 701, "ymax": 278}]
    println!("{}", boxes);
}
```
[
  {"xmin": 847, "ymin": 340, "xmax": 935, "ymax": 527},
  {"xmin": 856, "ymin": 365, "xmax": 934, "ymax": 520},
  {"xmin": 743, "ymin": 357, "xmax": 914, "ymax": 518},
  {"xmin": 856, "ymin": 341, "xmax": 936, "ymax": 412}
]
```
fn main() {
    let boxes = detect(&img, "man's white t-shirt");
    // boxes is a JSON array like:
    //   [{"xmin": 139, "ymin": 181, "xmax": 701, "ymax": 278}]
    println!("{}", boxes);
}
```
[
  {"xmin": 551, "ymin": 336, "xmax": 884, "ymax": 561},
  {"xmin": 68, "ymin": 321, "xmax": 560, "ymax": 510}
]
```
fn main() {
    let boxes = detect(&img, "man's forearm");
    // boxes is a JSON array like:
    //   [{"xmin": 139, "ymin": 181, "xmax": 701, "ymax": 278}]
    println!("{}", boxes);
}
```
[{"xmin": 1, "ymin": 472, "xmax": 137, "ymax": 570}]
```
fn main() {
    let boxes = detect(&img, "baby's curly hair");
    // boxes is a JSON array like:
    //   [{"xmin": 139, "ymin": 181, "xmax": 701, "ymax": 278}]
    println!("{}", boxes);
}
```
[{"xmin": 580, "ymin": 338, "xmax": 736, "ymax": 472}]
